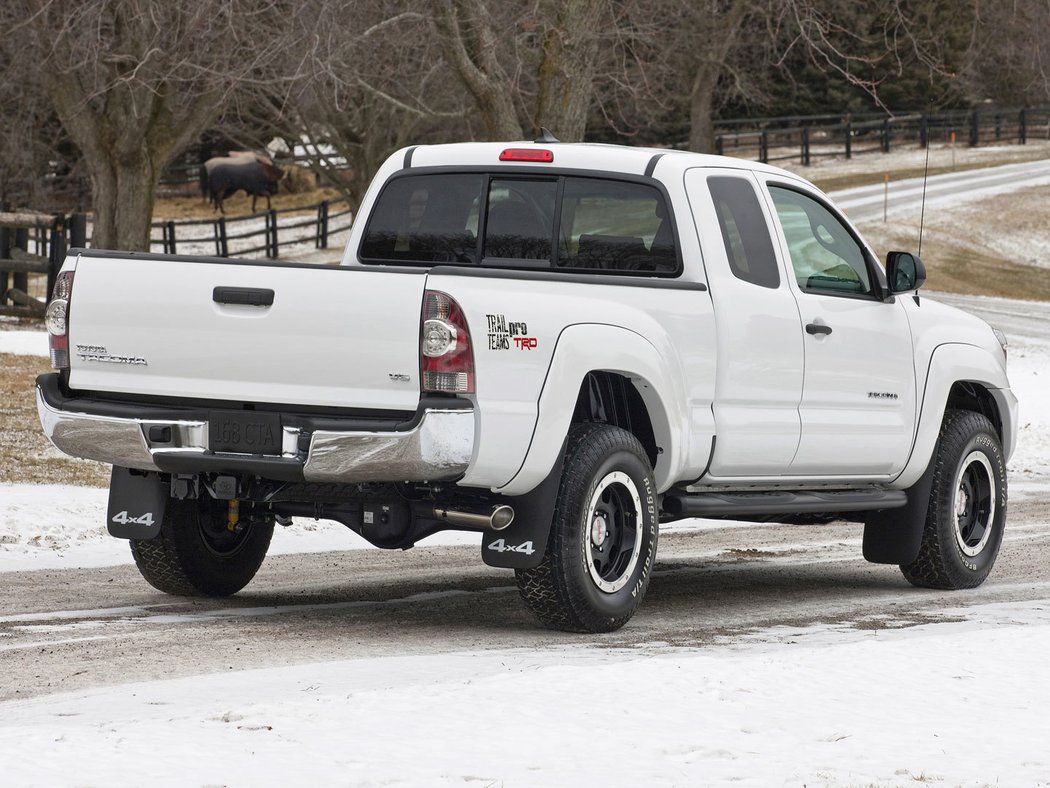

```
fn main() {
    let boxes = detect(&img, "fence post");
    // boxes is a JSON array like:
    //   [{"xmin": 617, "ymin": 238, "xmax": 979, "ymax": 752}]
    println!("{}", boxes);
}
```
[
  {"xmin": 267, "ymin": 209, "xmax": 278, "ymax": 258},
  {"xmin": 166, "ymin": 220, "xmax": 177, "ymax": 255},
  {"xmin": 316, "ymin": 201, "xmax": 330, "ymax": 249},
  {"xmin": 213, "ymin": 217, "xmax": 228, "ymax": 257},
  {"xmin": 969, "ymin": 111, "xmax": 979, "ymax": 146},
  {"xmin": 880, "ymin": 118, "xmax": 890, "ymax": 153},
  {"xmin": 844, "ymin": 121, "xmax": 852, "ymax": 159},
  {"xmin": 760, "ymin": 130, "xmax": 769, "ymax": 164},
  {"xmin": 801, "ymin": 127, "xmax": 810, "ymax": 166},
  {"xmin": 715, "ymin": 136, "xmax": 724, "ymax": 156},
  {"xmin": 69, "ymin": 213, "xmax": 88, "ymax": 248},
  {"xmin": 919, "ymin": 115, "xmax": 929, "ymax": 148},
  {"xmin": 13, "ymin": 227, "xmax": 28, "ymax": 294},
  {"xmin": 1019, "ymin": 108, "xmax": 1027, "ymax": 144},
  {"xmin": 0, "ymin": 226, "xmax": 9, "ymax": 302},
  {"xmin": 47, "ymin": 216, "xmax": 66, "ymax": 300}
]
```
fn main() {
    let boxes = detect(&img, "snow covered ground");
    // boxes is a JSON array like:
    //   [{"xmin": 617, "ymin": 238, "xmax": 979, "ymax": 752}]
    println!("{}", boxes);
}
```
[
  {"xmin": 3, "ymin": 600, "xmax": 1050, "ymax": 787},
  {"xmin": 3, "ymin": 293, "xmax": 1049, "ymax": 786}
]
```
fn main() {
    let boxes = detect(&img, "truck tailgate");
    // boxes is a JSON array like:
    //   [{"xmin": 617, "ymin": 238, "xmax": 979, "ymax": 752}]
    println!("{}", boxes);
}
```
[{"xmin": 67, "ymin": 256, "xmax": 426, "ymax": 411}]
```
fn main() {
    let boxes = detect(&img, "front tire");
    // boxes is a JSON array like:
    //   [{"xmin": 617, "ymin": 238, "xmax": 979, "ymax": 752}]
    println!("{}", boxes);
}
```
[
  {"xmin": 900, "ymin": 410, "xmax": 1007, "ymax": 589},
  {"xmin": 516, "ymin": 423, "xmax": 659, "ymax": 633},
  {"xmin": 130, "ymin": 496, "xmax": 273, "ymax": 596}
]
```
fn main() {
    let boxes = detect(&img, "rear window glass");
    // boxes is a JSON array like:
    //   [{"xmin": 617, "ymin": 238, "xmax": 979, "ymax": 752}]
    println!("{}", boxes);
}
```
[{"xmin": 360, "ymin": 172, "xmax": 680, "ymax": 275}]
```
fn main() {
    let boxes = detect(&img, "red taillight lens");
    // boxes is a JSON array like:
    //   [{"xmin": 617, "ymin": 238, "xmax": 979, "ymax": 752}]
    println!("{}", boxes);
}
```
[
  {"xmin": 46, "ymin": 271, "xmax": 75, "ymax": 369},
  {"xmin": 420, "ymin": 290, "xmax": 474, "ymax": 394},
  {"xmin": 499, "ymin": 148, "xmax": 554, "ymax": 163}
]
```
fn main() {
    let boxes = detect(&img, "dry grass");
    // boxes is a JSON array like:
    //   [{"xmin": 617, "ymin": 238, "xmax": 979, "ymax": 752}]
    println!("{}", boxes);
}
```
[
  {"xmin": 0, "ymin": 353, "xmax": 109, "ymax": 487},
  {"xmin": 857, "ymin": 183, "xmax": 1050, "ymax": 301}
]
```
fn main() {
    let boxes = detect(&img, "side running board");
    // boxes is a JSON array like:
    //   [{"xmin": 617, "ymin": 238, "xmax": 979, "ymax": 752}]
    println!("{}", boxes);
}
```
[{"xmin": 662, "ymin": 488, "xmax": 907, "ymax": 520}]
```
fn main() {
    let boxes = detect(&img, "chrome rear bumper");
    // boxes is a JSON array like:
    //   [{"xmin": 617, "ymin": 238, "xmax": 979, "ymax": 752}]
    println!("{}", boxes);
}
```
[{"xmin": 37, "ymin": 378, "xmax": 474, "ymax": 484}]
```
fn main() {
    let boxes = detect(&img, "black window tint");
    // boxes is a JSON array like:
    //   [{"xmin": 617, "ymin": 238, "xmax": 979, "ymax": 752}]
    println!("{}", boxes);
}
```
[
  {"xmin": 558, "ymin": 179, "xmax": 677, "ymax": 273},
  {"xmin": 483, "ymin": 179, "xmax": 557, "ymax": 261},
  {"xmin": 769, "ymin": 185, "xmax": 872, "ymax": 296},
  {"xmin": 360, "ymin": 172, "xmax": 679, "ymax": 275},
  {"xmin": 361, "ymin": 174, "xmax": 483, "ymax": 263},
  {"xmin": 708, "ymin": 176, "xmax": 780, "ymax": 289}
]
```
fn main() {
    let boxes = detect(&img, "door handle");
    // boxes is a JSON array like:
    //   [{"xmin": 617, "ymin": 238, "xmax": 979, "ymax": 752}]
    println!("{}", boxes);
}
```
[
  {"xmin": 213, "ymin": 286, "xmax": 275, "ymax": 307},
  {"xmin": 805, "ymin": 322, "xmax": 832, "ymax": 336}
]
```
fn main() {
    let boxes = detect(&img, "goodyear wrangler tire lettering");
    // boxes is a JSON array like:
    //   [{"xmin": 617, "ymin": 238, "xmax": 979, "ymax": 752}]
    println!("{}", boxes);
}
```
[{"xmin": 514, "ymin": 423, "xmax": 659, "ymax": 633}]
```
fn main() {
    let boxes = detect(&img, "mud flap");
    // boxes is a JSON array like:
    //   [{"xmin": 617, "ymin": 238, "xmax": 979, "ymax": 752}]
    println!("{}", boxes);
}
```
[
  {"xmin": 862, "ymin": 458, "xmax": 936, "ymax": 565},
  {"xmin": 107, "ymin": 467, "xmax": 166, "ymax": 540},
  {"xmin": 481, "ymin": 448, "xmax": 565, "ymax": 570}
]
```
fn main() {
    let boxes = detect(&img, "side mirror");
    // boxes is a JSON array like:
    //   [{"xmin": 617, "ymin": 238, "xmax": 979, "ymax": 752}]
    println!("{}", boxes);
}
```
[{"xmin": 885, "ymin": 251, "xmax": 926, "ymax": 294}]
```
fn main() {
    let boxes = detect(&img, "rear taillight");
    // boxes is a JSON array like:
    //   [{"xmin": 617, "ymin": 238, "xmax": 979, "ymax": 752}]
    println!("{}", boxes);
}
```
[
  {"xmin": 420, "ymin": 290, "xmax": 474, "ymax": 394},
  {"xmin": 45, "ymin": 271, "xmax": 75, "ymax": 369}
]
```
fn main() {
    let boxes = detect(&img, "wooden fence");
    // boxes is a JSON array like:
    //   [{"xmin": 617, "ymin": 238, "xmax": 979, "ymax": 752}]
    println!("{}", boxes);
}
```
[
  {"xmin": 713, "ymin": 107, "xmax": 1050, "ymax": 165},
  {"xmin": 0, "ymin": 197, "xmax": 349, "ymax": 320},
  {"xmin": 0, "ymin": 213, "xmax": 86, "ymax": 319},
  {"xmin": 152, "ymin": 198, "xmax": 353, "ymax": 258}
]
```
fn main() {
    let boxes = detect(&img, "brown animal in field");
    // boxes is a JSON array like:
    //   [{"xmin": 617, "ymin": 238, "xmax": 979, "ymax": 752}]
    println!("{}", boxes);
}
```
[{"xmin": 200, "ymin": 151, "xmax": 287, "ymax": 214}]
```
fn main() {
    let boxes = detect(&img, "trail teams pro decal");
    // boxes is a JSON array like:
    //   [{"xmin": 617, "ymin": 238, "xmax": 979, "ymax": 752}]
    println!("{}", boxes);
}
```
[{"xmin": 486, "ymin": 313, "xmax": 537, "ymax": 350}]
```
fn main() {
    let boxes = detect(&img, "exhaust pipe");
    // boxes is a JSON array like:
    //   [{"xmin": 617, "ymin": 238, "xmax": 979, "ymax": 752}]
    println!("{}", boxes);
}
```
[{"xmin": 433, "ymin": 505, "xmax": 514, "ymax": 531}]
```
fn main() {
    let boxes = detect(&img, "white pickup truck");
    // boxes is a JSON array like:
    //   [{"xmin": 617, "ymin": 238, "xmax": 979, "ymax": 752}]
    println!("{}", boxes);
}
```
[{"xmin": 38, "ymin": 138, "xmax": 1017, "ymax": 632}]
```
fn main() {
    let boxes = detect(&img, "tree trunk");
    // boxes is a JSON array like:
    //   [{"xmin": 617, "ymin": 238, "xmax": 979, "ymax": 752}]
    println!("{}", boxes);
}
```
[
  {"xmin": 89, "ymin": 151, "xmax": 159, "ymax": 251},
  {"xmin": 685, "ymin": 0, "xmax": 750, "ymax": 154},
  {"xmin": 689, "ymin": 71, "xmax": 719, "ymax": 154},
  {"xmin": 534, "ymin": 0, "xmax": 606, "ymax": 141}
]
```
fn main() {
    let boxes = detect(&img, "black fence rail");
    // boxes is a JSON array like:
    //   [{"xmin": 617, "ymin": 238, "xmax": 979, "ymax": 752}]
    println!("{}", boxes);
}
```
[
  {"xmin": 713, "ymin": 107, "xmax": 1050, "ymax": 165},
  {"xmin": 151, "ymin": 198, "xmax": 353, "ymax": 258},
  {"xmin": 0, "ymin": 212, "xmax": 87, "ymax": 318}
]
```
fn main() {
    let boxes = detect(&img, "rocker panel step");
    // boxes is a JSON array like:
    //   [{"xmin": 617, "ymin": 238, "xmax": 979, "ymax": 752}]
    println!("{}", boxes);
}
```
[{"xmin": 662, "ymin": 488, "xmax": 908, "ymax": 518}]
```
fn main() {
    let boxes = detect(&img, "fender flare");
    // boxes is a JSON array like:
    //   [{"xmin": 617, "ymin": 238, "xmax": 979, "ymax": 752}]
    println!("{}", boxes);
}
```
[
  {"xmin": 894, "ymin": 342, "xmax": 1014, "ymax": 489},
  {"xmin": 496, "ymin": 323, "xmax": 691, "ymax": 496}
]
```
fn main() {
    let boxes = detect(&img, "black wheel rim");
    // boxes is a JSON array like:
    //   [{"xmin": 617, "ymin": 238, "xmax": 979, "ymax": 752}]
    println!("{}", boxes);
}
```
[
  {"xmin": 197, "ymin": 498, "xmax": 253, "ymax": 558},
  {"xmin": 585, "ymin": 471, "xmax": 643, "ymax": 593},
  {"xmin": 954, "ymin": 451, "xmax": 995, "ymax": 557}
]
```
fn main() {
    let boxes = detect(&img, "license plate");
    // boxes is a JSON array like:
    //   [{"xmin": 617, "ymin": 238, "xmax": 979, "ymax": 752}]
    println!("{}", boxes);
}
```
[{"xmin": 209, "ymin": 411, "xmax": 282, "ymax": 455}]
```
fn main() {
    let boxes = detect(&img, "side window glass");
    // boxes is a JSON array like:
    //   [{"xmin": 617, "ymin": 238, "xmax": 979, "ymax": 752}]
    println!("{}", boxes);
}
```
[
  {"xmin": 483, "ymin": 179, "xmax": 557, "ymax": 262},
  {"xmin": 769, "ymin": 186, "xmax": 872, "ymax": 296},
  {"xmin": 558, "ymin": 178, "xmax": 678, "ymax": 273},
  {"xmin": 708, "ymin": 176, "xmax": 780, "ymax": 288}
]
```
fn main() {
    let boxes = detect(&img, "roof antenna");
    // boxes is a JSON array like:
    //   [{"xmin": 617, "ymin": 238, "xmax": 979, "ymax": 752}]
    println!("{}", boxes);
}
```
[
  {"xmin": 534, "ymin": 127, "xmax": 559, "ymax": 144},
  {"xmin": 917, "ymin": 123, "xmax": 930, "ymax": 258}
]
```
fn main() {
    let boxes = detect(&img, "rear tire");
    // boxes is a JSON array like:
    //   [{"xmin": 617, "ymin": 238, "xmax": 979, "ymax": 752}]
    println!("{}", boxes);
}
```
[
  {"xmin": 130, "ymin": 496, "xmax": 273, "ymax": 596},
  {"xmin": 515, "ymin": 423, "xmax": 658, "ymax": 633},
  {"xmin": 900, "ymin": 410, "xmax": 1007, "ymax": 589}
]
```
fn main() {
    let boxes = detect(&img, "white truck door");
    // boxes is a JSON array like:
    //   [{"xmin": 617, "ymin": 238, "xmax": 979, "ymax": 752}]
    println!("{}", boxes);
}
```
[
  {"xmin": 685, "ymin": 168, "xmax": 804, "ymax": 477},
  {"xmin": 762, "ymin": 182, "xmax": 917, "ymax": 477}
]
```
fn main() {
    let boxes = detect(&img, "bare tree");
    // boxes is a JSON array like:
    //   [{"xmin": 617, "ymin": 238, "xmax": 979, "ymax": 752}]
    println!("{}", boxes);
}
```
[
  {"xmin": 430, "ymin": 0, "xmax": 616, "ymax": 141},
  {"xmin": 0, "ymin": 0, "xmax": 309, "ymax": 251},
  {"xmin": 284, "ymin": 2, "xmax": 466, "ymax": 208}
]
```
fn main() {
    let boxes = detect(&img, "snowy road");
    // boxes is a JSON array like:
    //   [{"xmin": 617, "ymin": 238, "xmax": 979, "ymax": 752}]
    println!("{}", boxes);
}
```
[
  {"xmin": 829, "ymin": 157, "xmax": 1050, "ymax": 221},
  {"xmin": 4, "ymin": 511, "xmax": 1050, "ymax": 704}
]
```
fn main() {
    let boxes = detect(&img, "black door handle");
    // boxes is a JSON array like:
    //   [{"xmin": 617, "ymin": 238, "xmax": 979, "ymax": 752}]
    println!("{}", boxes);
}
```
[
  {"xmin": 213, "ymin": 286, "xmax": 275, "ymax": 306},
  {"xmin": 806, "ymin": 322, "xmax": 832, "ymax": 336}
]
